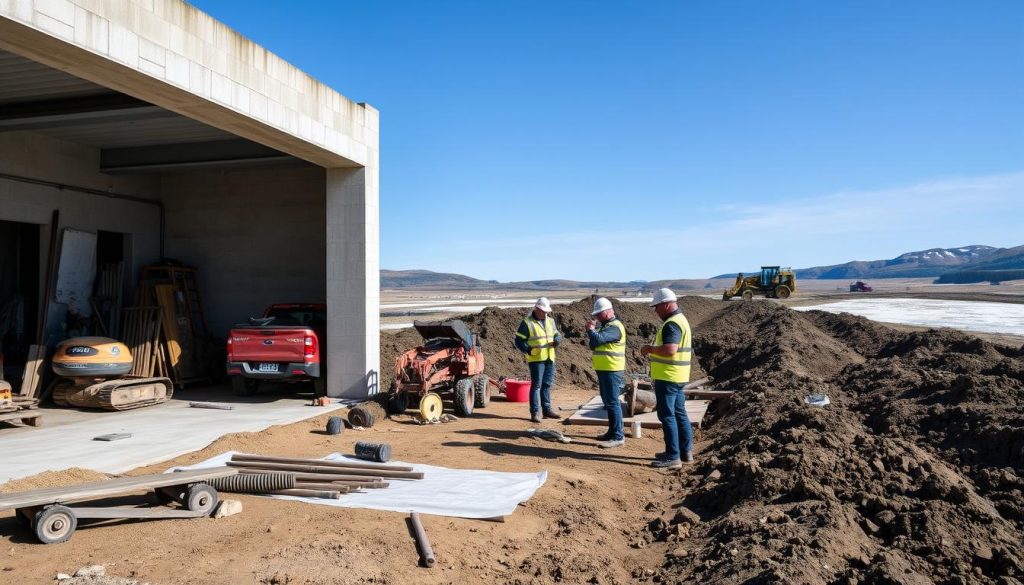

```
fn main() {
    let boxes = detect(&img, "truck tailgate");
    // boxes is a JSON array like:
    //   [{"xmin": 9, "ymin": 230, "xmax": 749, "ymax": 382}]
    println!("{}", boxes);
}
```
[{"xmin": 229, "ymin": 327, "xmax": 310, "ymax": 362}]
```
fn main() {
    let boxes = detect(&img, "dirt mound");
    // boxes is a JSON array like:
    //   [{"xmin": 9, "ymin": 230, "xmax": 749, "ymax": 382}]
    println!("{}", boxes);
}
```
[
  {"xmin": 0, "ymin": 468, "xmax": 110, "ymax": 493},
  {"xmin": 378, "ymin": 296, "xmax": 1024, "ymax": 583},
  {"xmin": 379, "ymin": 295, "xmax": 723, "ymax": 390},
  {"xmin": 653, "ymin": 302, "xmax": 1024, "ymax": 584}
]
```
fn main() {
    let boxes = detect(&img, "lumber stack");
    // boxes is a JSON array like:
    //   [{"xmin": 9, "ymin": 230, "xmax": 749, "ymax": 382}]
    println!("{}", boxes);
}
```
[
  {"xmin": 120, "ymin": 307, "xmax": 171, "ymax": 379},
  {"xmin": 218, "ymin": 453, "xmax": 423, "ymax": 499}
]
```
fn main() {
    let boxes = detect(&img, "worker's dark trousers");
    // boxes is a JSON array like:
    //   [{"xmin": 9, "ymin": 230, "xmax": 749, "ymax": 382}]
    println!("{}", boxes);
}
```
[
  {"xmin": 654, "ymin": 380, "xmax": 692, "ymax": 460},
  {"xmin": 597, "ymin": 370, "xmax": 625, "ymax": 440},
  {"xmin": 528, "ymin": 359, "xmax": 556, "ymax": 415}
]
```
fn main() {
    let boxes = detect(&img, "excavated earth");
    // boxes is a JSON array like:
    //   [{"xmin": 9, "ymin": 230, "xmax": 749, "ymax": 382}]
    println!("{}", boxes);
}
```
[
  {"xmin": 394, "ymin": 296, "xmax": 1024, "ymax": 584},
  {"xmin": 2, "ymin": 296, "xmax": 1022, "ymax": 585}
]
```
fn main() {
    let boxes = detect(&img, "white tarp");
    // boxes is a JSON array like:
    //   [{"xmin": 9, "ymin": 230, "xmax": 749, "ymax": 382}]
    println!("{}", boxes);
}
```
[{"xmin": 172, "ymin": 451, "xmax": 548, "ymax": 519}]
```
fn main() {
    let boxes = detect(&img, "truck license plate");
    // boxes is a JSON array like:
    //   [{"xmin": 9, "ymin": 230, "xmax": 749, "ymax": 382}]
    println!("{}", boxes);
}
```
[{"xmin": 257, "ymin": 363, "xmax": 279, "ymax": 373}]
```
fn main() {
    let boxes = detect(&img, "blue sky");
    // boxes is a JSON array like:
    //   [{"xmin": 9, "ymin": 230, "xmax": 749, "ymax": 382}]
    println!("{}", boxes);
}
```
[{"xmin": 192, "ymin": 1, "xmax": 1024, "ymax": 281}]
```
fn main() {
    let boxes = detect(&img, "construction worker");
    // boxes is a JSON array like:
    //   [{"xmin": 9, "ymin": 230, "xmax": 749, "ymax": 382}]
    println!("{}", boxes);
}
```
[
  {"xmin": 640, "ymin": 288, "xmax": 693, "ymax": 469},
  {"xmin": 586, "ymin": 297, "xmax": 627, "ymax": 448},
  {"xmin": 514, "ymin": 297, "xmax": 562, "ymax": 423}
]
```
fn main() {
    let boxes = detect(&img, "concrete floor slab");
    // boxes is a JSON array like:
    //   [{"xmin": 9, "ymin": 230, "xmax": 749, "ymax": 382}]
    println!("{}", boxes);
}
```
[{"xmin": 0, "ymin": 385, "xmax": 344, "ymax": 483}]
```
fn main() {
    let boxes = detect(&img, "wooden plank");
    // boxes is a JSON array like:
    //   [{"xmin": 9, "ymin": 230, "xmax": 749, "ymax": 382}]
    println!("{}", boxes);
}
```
[
  {"xmin": 70, "ymin": 507, "xmax": 207, "ymax": 520},
  {"xmin": 0, "ymin": 411, "xmax": 42, "ymax": 426},
  {"xmin": 0, "ymin": 468, "xmax": 237, "ymax": 511},
  {"xmin": 19, "ymin": 345, "xmax": 47, "ymax": 398},
  {"xmin": 565, "ymin": 395, "xmax": 709, "ymax": 429},
  {"xmin": 226, "ymin": 461, "xmax": 422, "ymax": 479}
]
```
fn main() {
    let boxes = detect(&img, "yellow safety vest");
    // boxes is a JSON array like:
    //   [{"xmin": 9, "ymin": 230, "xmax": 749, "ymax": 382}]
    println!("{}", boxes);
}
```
[
  {"xmin": 649, "ymin": 313, "xmax": 692, "ymax": 383},
  {"xmin": 592, "ymin": 318, "xmax": 626, "ymax": 372},
  {"xmin": 519, "ymin": 315, "xmax": 557, "ymax": 363}
]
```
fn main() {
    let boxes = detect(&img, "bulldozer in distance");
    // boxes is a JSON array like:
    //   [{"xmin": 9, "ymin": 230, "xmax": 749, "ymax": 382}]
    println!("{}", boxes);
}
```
[{"xmin": 723, "ymin": 266, "xmax": 797, "ymax": 300}]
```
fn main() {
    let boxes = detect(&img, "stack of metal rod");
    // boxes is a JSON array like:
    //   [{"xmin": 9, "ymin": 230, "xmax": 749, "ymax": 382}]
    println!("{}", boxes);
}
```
[{"xmin": 206, "ymin": 453, "xmax": 424, "ymax": 500}]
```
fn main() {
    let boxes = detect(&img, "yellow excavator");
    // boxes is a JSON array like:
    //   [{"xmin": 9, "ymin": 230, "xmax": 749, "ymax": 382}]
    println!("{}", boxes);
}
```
[
  {"xmin": 723, "ymin": 266, "xmax": 797, "ymax": 300},
  {"xmin": 50, "ymin": 337, "xmax": 173, "ymax": 410}
]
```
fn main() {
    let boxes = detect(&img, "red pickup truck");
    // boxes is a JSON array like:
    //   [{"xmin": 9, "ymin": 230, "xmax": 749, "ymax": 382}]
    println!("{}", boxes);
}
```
[{"xmin": 226, "ymin": 303, "xmax": 326, "ymax": 396}]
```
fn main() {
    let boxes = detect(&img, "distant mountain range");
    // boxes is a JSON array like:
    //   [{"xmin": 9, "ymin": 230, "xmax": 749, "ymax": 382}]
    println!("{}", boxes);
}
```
[{"xmin": 383, "ymin": 244, "xmax": 1024, "ymax": 290}]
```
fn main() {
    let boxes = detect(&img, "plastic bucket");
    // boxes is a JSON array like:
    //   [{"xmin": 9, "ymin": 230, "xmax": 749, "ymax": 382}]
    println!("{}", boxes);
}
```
[{"xmin": 504, "ymin": 378, "xmax": 531, "ymax": 402}]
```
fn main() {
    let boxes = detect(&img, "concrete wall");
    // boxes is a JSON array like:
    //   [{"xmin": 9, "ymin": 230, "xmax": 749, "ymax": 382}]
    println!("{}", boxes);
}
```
[
  {"xmin": 0, "ymin": 131, "xmax": 162, "ymax": 290},
  {"xmin": 159, "ymin": 165, "xmax": 326, "ymax": 336},
  {"xmin": 0, "ymin": 0, "xmax": 378, "ymax": 169}
]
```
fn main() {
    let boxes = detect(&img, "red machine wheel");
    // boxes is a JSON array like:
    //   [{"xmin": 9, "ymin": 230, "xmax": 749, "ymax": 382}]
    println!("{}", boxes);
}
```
[{"xmin": 453, "ymin": 378, "xmax": 474, "ymax": 417}]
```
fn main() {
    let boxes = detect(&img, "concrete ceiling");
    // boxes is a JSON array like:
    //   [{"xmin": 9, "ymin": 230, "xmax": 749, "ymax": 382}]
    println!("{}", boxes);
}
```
[{"xmin": 0, "ymin": 48, "xmax": 305, "ymax": 171}]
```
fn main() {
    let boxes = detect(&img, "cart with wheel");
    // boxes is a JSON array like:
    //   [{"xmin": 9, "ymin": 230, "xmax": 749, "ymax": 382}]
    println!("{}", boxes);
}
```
[
  {"xmin": 0, "ymin": 468, "xmax": 237, "ymax": 544},
  {"xmin": 349, "ymin": 320, "xmax": 489, "ymax": 427}
]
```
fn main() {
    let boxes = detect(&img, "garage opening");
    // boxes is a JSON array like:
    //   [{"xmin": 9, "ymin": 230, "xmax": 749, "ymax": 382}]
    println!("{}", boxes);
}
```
[{"xmin": 0, "ymin": 219, "xmax": 40, "ymax": 384}]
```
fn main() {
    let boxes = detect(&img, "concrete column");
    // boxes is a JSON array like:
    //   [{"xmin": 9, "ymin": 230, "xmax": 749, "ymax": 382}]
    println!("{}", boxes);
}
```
[{"xmin": 325, "ymin": 166, "xmax": 379, "ymax": 398}]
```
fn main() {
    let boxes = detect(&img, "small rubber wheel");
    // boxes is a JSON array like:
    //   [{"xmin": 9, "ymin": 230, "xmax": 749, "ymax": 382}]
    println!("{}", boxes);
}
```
[
  {"xmin": 473, "ymin": 375, "xmax": 491, "ymax": 408},
  {"xmin": 418, "ymin": 392, "xmax": 443, "ymax": 422},
  {"xmin": 34, "ymin": 505, "xmax": 76, "ymax": 544},
  {"xmin": 386, "ymin": 392, "xmax": 408, "ymax": 415},
  {"xmin": 348, "ymin": 405, "xmax": 377, "ymax": 428},
  {"xmin": 453, "ymin": 378, "xmax": 475, "ymax": 417},
  {"xmin": 15, "ymin": 508, "xmax": 32, "ymax": 529},
  {"xmin": 776, "ymin": 285, "xmax": 791, "ymax": 299},
  {"xmin": 232, "ymin": 377, "xmax": 259, "ymax": 396},
  {"xmin": 186, "ymin": 483, "xmax": 219, "ymax": 515},
  {"xmin": 741, "ymin": 290, "xmax": 754, "ymax": 301},
  {"xmin": 326, "ymin": 416, "xmax": 344, "ymax": 435}
]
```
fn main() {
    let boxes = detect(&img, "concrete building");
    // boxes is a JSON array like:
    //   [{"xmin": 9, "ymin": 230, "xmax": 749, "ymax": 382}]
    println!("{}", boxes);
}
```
[{"xmin": 0, "ymin": 0, "xmax": 380, "ymax": 398}]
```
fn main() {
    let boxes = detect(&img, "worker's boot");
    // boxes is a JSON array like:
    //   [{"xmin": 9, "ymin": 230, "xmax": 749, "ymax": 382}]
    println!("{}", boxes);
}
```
[
  {"xmin": 683, "ymin": 451, "xmax": 694, "ymax": 464},
  {"xmin": 530, "ymin": 412, "xmax": 542, "ymax": 423},
  {"xmin": 542, "ymin": 410, "xmax": 562, "ymax": 420}
]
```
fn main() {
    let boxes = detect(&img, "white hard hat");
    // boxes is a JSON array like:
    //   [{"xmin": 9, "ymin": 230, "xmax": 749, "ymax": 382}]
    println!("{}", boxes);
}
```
[
  {"xmin": 534, "ymin": 297, "xmax": 553, "ymax": 313},
  {"xmin": 591, "ymin": 297, "xmax": 613, "ymax": 315},
  {"xmin": 650, "ymin": 288, "xmax": 677, "ymax": 306}
]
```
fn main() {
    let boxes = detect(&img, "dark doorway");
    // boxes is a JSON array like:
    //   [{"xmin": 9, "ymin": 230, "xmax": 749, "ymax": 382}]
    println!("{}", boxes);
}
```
[{"xmin": 0, "ymin": 219, "xmax": 41, "ymax": 381}]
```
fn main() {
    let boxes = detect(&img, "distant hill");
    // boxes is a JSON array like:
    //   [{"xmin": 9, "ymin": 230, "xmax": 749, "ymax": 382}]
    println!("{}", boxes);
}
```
[
  {"xmin": 380, "ymin": 269, "xmax": 496, "ymax": 289},
  {"xmin": 713, "ymin": 245, "xmax": 1000, "ymax": 279},
  {"xmin": 933, "ymin": 245, "xmax": 1024, "ymax": 283}
]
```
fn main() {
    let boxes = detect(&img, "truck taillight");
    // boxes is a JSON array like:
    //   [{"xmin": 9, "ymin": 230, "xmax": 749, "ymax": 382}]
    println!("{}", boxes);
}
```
[
  {"xmin": 304, "ymin": 335, "xmax": 315, "ymax": 358},
  {"xmin": 226, "ymin": 337, "xmax": 233, "ymax": 361}
]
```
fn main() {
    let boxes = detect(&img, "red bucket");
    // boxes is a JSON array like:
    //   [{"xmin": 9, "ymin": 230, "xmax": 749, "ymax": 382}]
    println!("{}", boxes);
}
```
[{"xmin": 503, "ymin": 378, "xmax": 531, "ymax": 402}]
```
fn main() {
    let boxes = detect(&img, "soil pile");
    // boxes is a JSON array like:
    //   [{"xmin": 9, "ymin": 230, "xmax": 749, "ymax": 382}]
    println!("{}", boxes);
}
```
[
  {"xmin": 380, "ymin": 297, "xmax": 1024, "ymax": 583},
  {"xmin": 651, "ymin": 302, "xmax": 1024, "ymax": 584}
]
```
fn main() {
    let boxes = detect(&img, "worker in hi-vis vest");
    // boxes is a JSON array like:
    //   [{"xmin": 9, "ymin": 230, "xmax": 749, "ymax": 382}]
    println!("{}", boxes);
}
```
[
  {"xmin": 513, "ymin": 297, "xmax": 562, "ymax": 423},
  {"xmin": 586, "ymin": 297, "xmax": 627, "ymax": 448},
  {"xmin": 640, "ymin": 288, "xmax": 694, "ymax": 469}
]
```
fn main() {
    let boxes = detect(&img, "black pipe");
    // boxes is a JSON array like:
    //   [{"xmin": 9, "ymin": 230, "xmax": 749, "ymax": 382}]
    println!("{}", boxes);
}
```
[{"xmin": 0, "ymin": 172, "xmax": 165, "ymax": 257}]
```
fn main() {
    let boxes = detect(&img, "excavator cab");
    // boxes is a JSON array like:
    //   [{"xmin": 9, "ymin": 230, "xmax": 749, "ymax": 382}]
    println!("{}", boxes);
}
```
[{"xmin": 760, "ymin": 266, "xmax": 780, "ymax": 288}]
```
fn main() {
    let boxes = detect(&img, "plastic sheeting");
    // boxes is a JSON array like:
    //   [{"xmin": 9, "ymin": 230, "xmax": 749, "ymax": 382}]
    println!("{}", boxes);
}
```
[{"xmin": 172, "ymin": 451, "xmax": 547, "ymax": 519}]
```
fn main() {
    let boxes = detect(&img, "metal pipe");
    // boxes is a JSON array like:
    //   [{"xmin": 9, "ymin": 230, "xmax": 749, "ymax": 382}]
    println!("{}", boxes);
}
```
[
  {"xmin": 227, "ymin": 461, "xmax": 423, "ymax": 480},
  {"xmin": 410, "ymin": 512, "xmax": 436, "ymax": 568},
  {"xmin": 0, "ymin": 172, "xmax": 166, "ymax": 257},
  {"xmin": 271, "ymin": 488, "xmax": 345, "ymax": 498},
  {"xmin": 293, "ymin": 481, "xmax": 384, "ymax": 491},
  {"xmin": 237, "ymin": 470, "xmax": 383, "ymax": 483},
  {"xmin": 231, "ymin": 454, "xmax": 412, "ymax": 472}
]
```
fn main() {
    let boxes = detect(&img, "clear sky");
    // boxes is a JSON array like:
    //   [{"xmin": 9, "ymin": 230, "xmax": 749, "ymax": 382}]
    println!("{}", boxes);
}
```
[{"xmin": 192, "ymin": 0, "xmax": 1024, "ymax": 281}]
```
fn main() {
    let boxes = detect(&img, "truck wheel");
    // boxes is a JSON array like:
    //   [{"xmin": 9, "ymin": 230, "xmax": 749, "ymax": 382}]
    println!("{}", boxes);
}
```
[
  {"xmin": 34, "ymin": 505, "xmax": 76, "ymax": 544},
  {"xmin": 232, "ymin": 377, "xmax": 259, "ymax": 396},
  {"xmin": 776, "ymin": 285, "xmax": 791, "ymax": 299},
  {"xmin": 473, "ymin": 375, "xmax": 491, "ymax": 408},
  {"xmin": 741, "ymin": 290, "xmax": 754, "ymax": 301},
  {"xmin": 453, "ymin": 378, "xmax": 474, "ymax": 417},
  {"xmin": 386, "ymin": 392, "xmax": 408, "ymax": 415}
]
